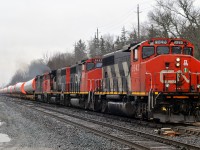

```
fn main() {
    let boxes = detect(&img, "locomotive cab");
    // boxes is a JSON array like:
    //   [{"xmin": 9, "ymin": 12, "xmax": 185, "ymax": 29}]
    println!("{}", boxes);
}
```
[
  {"xmin": 132, "ymin": 38, "xmax": 200, "ymax": 123},
  {"xmin": 80, "ymin": 57, "xmax": 102, "ymax": 92},
  {"xmin": 69, "ymin": 58, "xmax": 103, "ymax": 109},
  {"xmin": 35, "ymin": 71, "xmax": 56, "ymax": 103}
]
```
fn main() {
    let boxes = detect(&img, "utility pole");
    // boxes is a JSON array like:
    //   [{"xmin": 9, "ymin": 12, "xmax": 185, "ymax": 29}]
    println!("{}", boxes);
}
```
[
  {"xmin": 95, "ymin": 28, "xmax": 100, "ymax": 55},
  {"xmin": 137, "ymin": 4, "xmax": 142, "ymax": 41},
  {"xmin": 151, "ymin": 24, "xmax": 154, "ymax": 38},
  {"xmin": 97, "ymin": 28, "xmax": 99, "ymax": 40}
]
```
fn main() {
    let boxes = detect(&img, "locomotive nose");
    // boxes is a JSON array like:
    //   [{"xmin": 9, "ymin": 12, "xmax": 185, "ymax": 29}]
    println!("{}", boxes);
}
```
[{"xmin": 162, "ymin": 56, "xmax": 191, "ymax": 92}]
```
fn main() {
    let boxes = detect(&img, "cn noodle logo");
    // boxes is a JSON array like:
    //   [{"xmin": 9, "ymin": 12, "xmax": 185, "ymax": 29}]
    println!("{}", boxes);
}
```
[{"xmin": 160, "ymin": 70, "xmax": 190, "ymax": 83}]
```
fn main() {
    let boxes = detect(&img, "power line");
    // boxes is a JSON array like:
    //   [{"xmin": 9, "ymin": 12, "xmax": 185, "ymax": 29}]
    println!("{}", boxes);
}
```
[
  {"xmin": 140, "ymin": 6, "xmax": 154, "ymax": 11},
  {"xmin": 98, "ymin": 9, "xmax": 135, "ymax": 29},
  {"xmin": 80, "ymin": 8, "xmax": 136, "ymax": 39},
  {"xmin": 138, "ymin": 0, "xmax": 153, "ymax": 5},
  {"xmin": 83, "ymin": 2, "xmax": 154, "ymax": 38},
  {"xmin": 99, "ymin": 14, "xmax": 134, "ymax": 34},
  {"xmin": 75, "ymin": 2, "xmax": 154, "ymax": 42}
]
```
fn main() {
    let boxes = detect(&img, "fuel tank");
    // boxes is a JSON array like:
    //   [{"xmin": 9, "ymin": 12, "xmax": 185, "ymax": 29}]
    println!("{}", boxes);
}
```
[
  {"xmin": 24, "ymin": 78, "xmax": 36, "ymax": 94},
  {"xmin": 70, "ymin": 98, "xmax": 80, "ymax": 107},
  {"xmin": 70, "ymin": 98, "xmax": 85, "ymax": 108},
  {"xmin": 49, "ymin": 97, "xmax": 57, "ymax": 103},
  {"xmin": 108, "ymin": 102, "xmax": 136, "ymax": 117}
]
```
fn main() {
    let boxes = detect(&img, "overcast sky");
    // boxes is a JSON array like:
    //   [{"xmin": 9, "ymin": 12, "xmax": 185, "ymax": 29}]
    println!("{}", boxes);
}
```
[{"xmin": 0, "ymin": 0, "xmax": 157, "ymax": 86}]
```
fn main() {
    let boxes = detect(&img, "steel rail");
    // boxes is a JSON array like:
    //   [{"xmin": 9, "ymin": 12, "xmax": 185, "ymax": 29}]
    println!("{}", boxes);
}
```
[
  {"xmin": 33, "ymin": 104, "xmax": 200, "ymax": 150},
  {"xmin": 20, "ymin": 104, "xmax": 151, "ymax": 150},
  {"xmin": 10, "ymin": 98, "xmax": 200, "ymax": 150}
]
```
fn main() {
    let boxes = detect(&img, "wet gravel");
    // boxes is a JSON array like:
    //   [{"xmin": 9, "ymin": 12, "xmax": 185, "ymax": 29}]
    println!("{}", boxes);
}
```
[
  {"xmin": 74, "ymin": 110, "xmax": 200, "ymax": 148},
  {"xmin": 2, "ymin": 96, "xmax": 200, "ymax": 149},
  {"xmin": 0, "ymin": 96, "xmax": 129, "ymax": 150},
  {"xmin": 27, "ymin": 98, "xmax": 200, "ymax": 148},
  {"xmin": 73, "ymin": 108, "xmax": 200, "ymax": 147}
]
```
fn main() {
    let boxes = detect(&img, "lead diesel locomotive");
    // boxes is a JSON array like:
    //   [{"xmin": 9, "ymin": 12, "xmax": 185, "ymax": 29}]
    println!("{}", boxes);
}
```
[{"xmin": 1, "ymin": 38, "xmax": 200, "ymax": 123}]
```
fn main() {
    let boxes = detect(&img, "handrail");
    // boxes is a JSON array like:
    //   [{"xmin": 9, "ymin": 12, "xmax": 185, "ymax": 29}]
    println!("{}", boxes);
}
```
[{"xmin": 145, "ymin": 72, "xmax": 152, "ymax": 89}]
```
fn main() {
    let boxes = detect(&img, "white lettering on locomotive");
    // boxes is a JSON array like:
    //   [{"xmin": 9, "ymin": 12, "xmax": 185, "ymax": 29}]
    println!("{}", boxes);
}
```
[
  {"xmin": 160, "ymin": 70, "xmax": 190, "ymax": 83},
  {"xmin": 132, "ymin": 64, "xmax": 139, "ymax": 72}
]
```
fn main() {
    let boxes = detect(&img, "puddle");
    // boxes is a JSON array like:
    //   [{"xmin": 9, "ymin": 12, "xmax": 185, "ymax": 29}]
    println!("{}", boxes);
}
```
[
  {"xmin": 0, "ymin": 134, "xmax": 11, "ymax": 142},
  {"xmin": 0, "ymin": 122, "xmax": 4, "ymax": 126},
  {"xmin": 0, "ymin": 121, "xmax": 10, "ymax": 143}
]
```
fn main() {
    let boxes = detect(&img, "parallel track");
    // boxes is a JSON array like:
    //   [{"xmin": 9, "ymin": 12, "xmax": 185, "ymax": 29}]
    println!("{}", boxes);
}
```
[
  {"xmin": 14, "ymin": 97, "xmax": 200, "ymax": 136},
  {"xmin": 11, "ymin": 98, "xmax": 200, "ymax": 150}
]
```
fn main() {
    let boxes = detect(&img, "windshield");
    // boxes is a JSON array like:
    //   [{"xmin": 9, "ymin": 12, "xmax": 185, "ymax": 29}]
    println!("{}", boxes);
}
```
[
  {"xmin": 86, "ymin": 63, "xmax": 95, "ymax": 71},
  {"xmin": 172, "ymin": 46, "xmax": 182, "ymax": 54},
  {"xmin": 96, "ymin": 62, "xmax": 102, "ymax": 68},
  {"xmin": 142, "ymin": 47, "xmax": 154, "ymax": 59},
  {"xmin": 157, "ymin": 46, "xmax": 169, "ymax": 55},
  {"xmin": 183, "ymin": 47, "xmax": 192, "ymax": 55}
]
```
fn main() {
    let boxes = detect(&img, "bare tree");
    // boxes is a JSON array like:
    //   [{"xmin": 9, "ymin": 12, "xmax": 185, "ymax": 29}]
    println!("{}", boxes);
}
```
[
  {"xmin": 43, "ymin": 51, "xmax": 51, "ymax": 64},
  {"xmin": 88, "ymin": 36, "xmax": 100, "ymax": 58},
  {"xmin": 26, "ymin": 59, "xmax": 50, "ymax": 79},
  {"xmin": 8, "ymin": 70, "xmax": 25, "ymax": 85},
  {"xmin": 114, "ymin": 27, "xmax": 128, "ymax": 50},
  {"xmin": 46, "ymin": 52, "xmax": 75, "ymax": 70},
  {"xmin": 148, "ymin": 0, "xmax": 200, "ymax": 58},
  {"xmin": 88, "ymin": 34, "xmax": 114, "ymax": 57},
  {"xmin": 8, "ymin": 59, "xmax": 50, "ymax": 85},
  {"xmin": 74, "ymin": 39, "xmax": 87, "ymax": 62},
  {"xmin": 103, "ymin": 34, "xmax": 115, "ymax": 53}
]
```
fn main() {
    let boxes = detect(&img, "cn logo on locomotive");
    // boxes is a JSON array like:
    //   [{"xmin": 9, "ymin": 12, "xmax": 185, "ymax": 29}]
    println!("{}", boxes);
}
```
[{"xmin": 160, "ymin": 70, "xmax": 190, "ymax": 83}]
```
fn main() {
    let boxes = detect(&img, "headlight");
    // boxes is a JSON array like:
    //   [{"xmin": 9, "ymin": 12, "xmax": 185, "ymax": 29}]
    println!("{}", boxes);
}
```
[
  {"xmin": 165, "ymin": 83, "xmax": 170, "ymax": 88},
  {"xmin": 161, "ymin": 107, "xmax": 167, "ymax": 111},
  {"xmin": 197, "ymin": 84, "xmax": 200, "ymax": 88},
  {"xmin": 176, "ymin": 57, "xmax": 180, "ymax": 62},
  {"xmin": 176, "ymin": 63, "xmax": 180, "ymax": 67}
]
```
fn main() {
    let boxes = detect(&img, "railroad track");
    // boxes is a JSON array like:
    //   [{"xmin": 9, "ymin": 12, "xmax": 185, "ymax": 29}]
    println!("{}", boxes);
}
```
[
  {"xmin": 10, "ymin": 98, "xmax": 200, "ymax": 150},
  {"xmin": 13, "ymin": 97, "xmax": 200, "ymax": 137},
  {"xmin": 173, "ymin": 126, "xmax": 200, "ymax": 136}
]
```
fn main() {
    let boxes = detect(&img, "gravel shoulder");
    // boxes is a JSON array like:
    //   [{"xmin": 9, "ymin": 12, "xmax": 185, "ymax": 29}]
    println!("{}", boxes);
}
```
[{"xmin": 0, "ymin": 96, "xmax": 128, "ymax": 150}]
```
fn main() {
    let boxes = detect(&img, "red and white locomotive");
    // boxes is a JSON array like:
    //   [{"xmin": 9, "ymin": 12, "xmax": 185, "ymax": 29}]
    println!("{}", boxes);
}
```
[
  {"xmin": 100, "ymin": 38, "xmax": 200, "ymax": 123},
  {"xmin": 1, "ymin": 38, "xmax": 200, "ymax": 123}
]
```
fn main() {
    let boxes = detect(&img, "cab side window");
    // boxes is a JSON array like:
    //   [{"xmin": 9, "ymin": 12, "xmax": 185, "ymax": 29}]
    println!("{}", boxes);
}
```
[
  {"xmin": 142, "ymin": 47, "xmax": 154, "ymax": 59},
  {"xmin": 133, "ymin": 49, "xmax": 138, "ymax": 61},
  {"xmin": 172, "ymin": 46, "xmax": 182, "ymax": 54},
  {"xmin": 86, "ymin": 63, "xmax": 95, "ymax": 71},
  {"xmin": 96, "ymin": 62, "xmax": 102, "ymax": 68},
  {"xmin": 183, "ymin": 47, "xmax": 193, "ymax": 56},
  {"xmin": 157, "ymin": 46, "xmax": 169, "ymax": 54}
]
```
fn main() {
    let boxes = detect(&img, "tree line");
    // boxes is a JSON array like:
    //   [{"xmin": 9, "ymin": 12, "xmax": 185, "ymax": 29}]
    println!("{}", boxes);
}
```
[{"xmin": 8, "ymin": 0, "xmax": 200, "ymax": 85}]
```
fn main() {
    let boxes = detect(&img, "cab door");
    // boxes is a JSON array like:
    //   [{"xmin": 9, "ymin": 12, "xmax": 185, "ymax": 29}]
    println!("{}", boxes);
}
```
[{"xmin": 131, "ymin": 48, "xmax": 141, "ymax": 92}]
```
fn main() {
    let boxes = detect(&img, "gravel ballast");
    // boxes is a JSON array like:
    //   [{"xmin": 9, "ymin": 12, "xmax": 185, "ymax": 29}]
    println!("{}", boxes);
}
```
[
  {"xmin": 34, "ymin": 99, "xmax": 200, "ymax": 148},
  {"xmin": 0, "ymin": 96, "xmax": 129, "ymax": 150}
]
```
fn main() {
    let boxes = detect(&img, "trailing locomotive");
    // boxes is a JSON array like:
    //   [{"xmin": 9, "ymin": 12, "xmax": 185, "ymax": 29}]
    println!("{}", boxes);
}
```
[{"xmin": 1, "ymin": 38, "xmax": 200, "ymax": 123}]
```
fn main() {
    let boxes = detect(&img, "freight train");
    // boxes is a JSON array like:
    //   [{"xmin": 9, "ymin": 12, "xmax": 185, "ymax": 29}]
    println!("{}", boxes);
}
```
[{"xmin": 1, "ymin": 38, "xmax": 200, "ymax": 123}]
